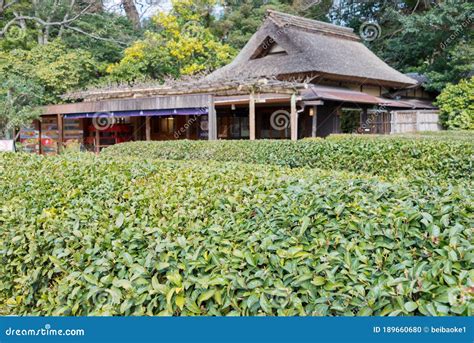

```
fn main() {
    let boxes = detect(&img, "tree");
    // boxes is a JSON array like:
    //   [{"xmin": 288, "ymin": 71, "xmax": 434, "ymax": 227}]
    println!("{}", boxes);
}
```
[
  {"xmin": 0, "ymin": 75, "xmax": 44, "ymax": 139},
  {"xmin": 121, "ymin": 0, "xmax": 140, "ymax": 28},
  {"xmin": 381, "ymin": 1, "xmax": 473, "ymax": 91},
  {"xmin": 0, "ymin": 0, "xmax": 135, "ymax": 53},
  {"xmin": 436, "ymin": 77, "xmax": 474, "ymax": 130},
  {"xmin": 330, "ymin": 0, "xmax": 473, "ymax": 91},
  {"xmin": 213, "ymin": 0, "xmax": 295, "ymax": 49},
  {"xmin": 0, "ymin": 41, "xmax": 100, "ymax": 103},
  {"xmin": 106, "ymin": 0, "xmax": 236, "ymax": 82}
]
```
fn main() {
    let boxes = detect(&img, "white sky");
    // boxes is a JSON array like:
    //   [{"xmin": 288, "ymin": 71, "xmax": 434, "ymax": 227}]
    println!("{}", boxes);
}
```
[{"xmin": 103, "ymin": 0, "xmax": 172, "ymax": 19}]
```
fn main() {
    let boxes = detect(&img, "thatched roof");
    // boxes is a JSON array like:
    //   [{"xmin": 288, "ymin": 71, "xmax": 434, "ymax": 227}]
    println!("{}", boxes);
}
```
[
  {"xmin": 207, "ymin": 10, "xmax": 416, "ymax": 88},
  {"xmin": 405, "ymin": 73, "xmax": 429, "ymax": 86},
  {"xmin": 63, "ymin": 77, "xmax": 309, "ymax": 102}
]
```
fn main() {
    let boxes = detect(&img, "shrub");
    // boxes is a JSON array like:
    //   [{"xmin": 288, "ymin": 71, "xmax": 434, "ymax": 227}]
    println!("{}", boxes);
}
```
[
  {"xmin": 0, "ymin": 153, "xmax": 472, "ymax": 316},
  {"xmin": 103, "ymin": 136, "xmax": 473, "ymax": 182},
  {"xmin": 436, "ymin": 77, "xmax": 474, "ymax": 130}
]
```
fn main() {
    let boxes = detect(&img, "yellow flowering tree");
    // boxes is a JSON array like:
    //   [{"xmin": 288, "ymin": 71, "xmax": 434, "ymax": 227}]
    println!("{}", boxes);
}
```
[{"xmin": 107, "ymin": 0, "xmax": 236, "ymax": 82}]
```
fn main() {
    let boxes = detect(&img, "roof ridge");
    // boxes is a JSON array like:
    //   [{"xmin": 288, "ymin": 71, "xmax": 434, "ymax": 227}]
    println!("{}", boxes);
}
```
[{"xmin": 266, "ymin": 9, "xmax": 359, "ymax": 41}]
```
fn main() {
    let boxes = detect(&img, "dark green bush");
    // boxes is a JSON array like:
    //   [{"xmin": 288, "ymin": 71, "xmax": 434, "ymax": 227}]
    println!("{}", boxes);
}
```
[
  {"xmin": 103, "ymin": 135, "xmax": 473, "ymax": 182},
  {"xmin": 0, "ymin": 153, "xmax": 472, "ymax": 316}
]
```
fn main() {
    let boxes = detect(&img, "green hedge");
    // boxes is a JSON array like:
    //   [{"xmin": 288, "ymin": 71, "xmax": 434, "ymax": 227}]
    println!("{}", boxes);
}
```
[
  {"xmin": 1, "ymin": 153, "xmax": 472, "ymax": 316},
  {"xmin": 103, "ymin": 136, "xmax": 473, "ymax": 182}
]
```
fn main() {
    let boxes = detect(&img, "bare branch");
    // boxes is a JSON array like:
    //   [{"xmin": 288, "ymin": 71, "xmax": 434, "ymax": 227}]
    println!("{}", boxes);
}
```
[
  {"xmin": 0, "ymin": 3, "xmax": 91, "ymax": 37},
  {"xmin": 0, "ymin": 0, "xmax": 19, "ymax": 16},
  {"xmin": 64, "ymin": 24, "xmax": 128, "ymax": 45}
]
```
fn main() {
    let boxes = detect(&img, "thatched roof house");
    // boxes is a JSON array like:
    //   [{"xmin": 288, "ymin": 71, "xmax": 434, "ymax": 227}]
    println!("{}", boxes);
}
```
[
  {"xmin": 28, "ymin": 10, "xmax": 439, "ymax": 155},
  {"xmin": 207, "ymin": 10, "xmax": 416, "ymax": 88}
]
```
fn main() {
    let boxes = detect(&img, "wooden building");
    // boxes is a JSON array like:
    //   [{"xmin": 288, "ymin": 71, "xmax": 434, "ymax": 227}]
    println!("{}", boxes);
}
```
[{"xmin": 28, "ymin": 10, "xmax": 439, "ymax": 154}]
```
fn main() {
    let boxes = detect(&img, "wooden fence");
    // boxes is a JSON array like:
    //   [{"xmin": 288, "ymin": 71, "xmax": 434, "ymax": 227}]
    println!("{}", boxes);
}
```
[{"xmin": 391, "ymin": 110, "xmax": 441, "ymax": 134}]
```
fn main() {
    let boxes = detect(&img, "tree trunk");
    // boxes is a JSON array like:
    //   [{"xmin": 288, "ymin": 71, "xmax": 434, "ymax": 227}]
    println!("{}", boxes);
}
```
[
  {"xmin": 121, "ymin": 0, "xmax": 140, "ymax": 28},
  {"xmin": 89, "ymin": 0, "xmax": 104, "ymax": 12}
]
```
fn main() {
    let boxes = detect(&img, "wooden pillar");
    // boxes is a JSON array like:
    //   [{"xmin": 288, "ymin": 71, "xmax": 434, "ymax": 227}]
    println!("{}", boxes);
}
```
[
  {"xmin": 145, "ymin": 116, "xmax": 151, "ymax": 141},
  {"xmin": 37, "ymin": 119, "xmax": 42, "ymax": 155},
  {"xmin": 416, "ymin": 110, "xmax": 421, "ymax": 132},
  {"xmin": 208, "ymin": 95, "xmax": 217, "ymax": 140},
  {"xmin": 362, "ymin": 108, "xmax": 368, "ymax": 134},
  {"xmin": 290, "ymin": 93, "xmax": 298, "ymax": 141},
  {"xmin": 95, "ymin": 128, "xmax": 100, "ymax": 154},
  {"xmin": 185, "ymin": 115, "xmax": 191, "ymax": 139},
  {"xmin": 249, "ymin": 92, "xmax": 256, "ymax": 140},
  {"xmin": 57, "ymin": 114, "xmax": 64, "ymax": 153},
  {"xmin": 311, "ymin": 106, "xmax": 318, "ymax": 138}
]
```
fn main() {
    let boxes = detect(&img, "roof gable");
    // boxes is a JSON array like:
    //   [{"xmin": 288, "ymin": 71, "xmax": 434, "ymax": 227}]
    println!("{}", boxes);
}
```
[
  {"xmin": 250, "ymin": 36, "xmax": 288, "ymax": 59},
  {"xmin": 206, "ymin": 10, "xmax": 417, "ymax": 88}
]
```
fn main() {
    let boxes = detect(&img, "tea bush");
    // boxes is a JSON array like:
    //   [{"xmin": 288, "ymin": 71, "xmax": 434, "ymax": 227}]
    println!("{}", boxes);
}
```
[
  {"xmin": 103, "ymin": 135, "xmax": 473, "ymax": 182},
  {"xmin": 1, "ymin": 153, "xmax": 472, "ymax": 316}
]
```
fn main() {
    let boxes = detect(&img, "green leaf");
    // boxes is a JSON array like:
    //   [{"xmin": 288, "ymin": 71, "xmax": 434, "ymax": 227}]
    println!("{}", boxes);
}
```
[
  {"xmin": 404, "ymin": 302, "xmax": 418, "ymax": 312},
  {"xmin": 357, "ymin": 307, "xmax": 373, "ymax": 316},
  {"xmin": 83, "ymin": 273, "xmax": 99, "ymax": 286},
  {"xmin": 113, "ymin": 279, "xmax": 132, "ymax": 290},
  {"xmin": 175, "ymin": 295, "xmax": 185, "ymax": 310},
  {"xmin": 116, "ymin": 212, "xmax": 125, "ymax": 228},
  {"xmin": 299, "ymin": 216, "xmax": 311, "ymax": 236},
  {"xmin": 157, "ymin": 262, "xmax": 170, "ymax": 271},
  {"xmin": 259, "ymin": 293, "xmax": 272, "ymax": 314},
  {"xmin": 311, "ymin": 276, "xmax": 326, "ymax": 286},
  {"xmin": 198, "ymin": 289, "xmax": 216, "ymax": 304}
]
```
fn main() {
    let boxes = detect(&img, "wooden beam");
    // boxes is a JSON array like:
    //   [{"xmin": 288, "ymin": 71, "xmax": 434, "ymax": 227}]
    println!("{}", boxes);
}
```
[
  {"xmin": 37, "ymin": 119, "xmax": 42, "ymax": 155},
  {"xmin": 290, "ymin": 93, "xmax": 298, "ymax": 141},
  {"xmin": 95, "ymin": 128, "xmax": 100, "ymax": 154},
  {"xmin": 185, "ymin": 115, "xmax": 191, "ymax": 139},
  {"xmin": 249, "ymin": 92, "xmax": 256, "ymax": 140},
  {"xmin": 145, "ymin": 116, "xmax": 151, "ymax": 141},
  {"xmin": 208, "ymin": 95, "xmax": 217, "ymax": 140},
  {"xmin": 311, "ymin": 106, "xmax": 318, "ymax": 138},
  {"xmin": 57, "ymin": 114, "xmax": 64, "ymax": 153}
]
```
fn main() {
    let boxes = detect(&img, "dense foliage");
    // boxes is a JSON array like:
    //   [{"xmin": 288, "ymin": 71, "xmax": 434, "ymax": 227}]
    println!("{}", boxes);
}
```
[
  {"xmin": 332, "ymin": 0, "xmax": 474, "ymax": 91},
  {"xmin": 0, "ymin": 41, "xmax": 99, "ymax": 104},
  {"xmin": 0, "ymin": 75, "xmax": 43, "ymax": 138},
  {"xmin": 1, "ymin": 1, "xmax": 473, "ymax": 135},
  {"xmin": 0, "ymin": 150, "xmax": 472, "ymax": 316},
  {"xmin": 103, "ymin": 135, "xmax": 473, "ymax": 182},
  {"xmin": 106, "ymin": 0, "xmax": 235, "ymax": 82},
  {"xmin": 436, "ymin": 77, "xmax": 474, "ymax": 130}
]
